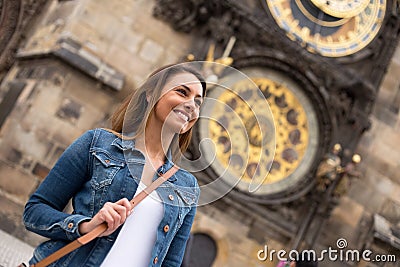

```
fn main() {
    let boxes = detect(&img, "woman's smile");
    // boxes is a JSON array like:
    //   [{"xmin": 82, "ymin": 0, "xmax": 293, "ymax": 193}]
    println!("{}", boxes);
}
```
[
  {"xmin": 174, "ymin": 109, "xmax": 190, "ymax": 122},
  {"xmin": 150, "ymin": 72, "xmax": 203, "ymax": 133}
]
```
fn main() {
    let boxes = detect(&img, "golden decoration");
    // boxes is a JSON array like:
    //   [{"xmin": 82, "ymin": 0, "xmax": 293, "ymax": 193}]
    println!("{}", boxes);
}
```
[
  {"xmin": 266, "ymin": 0, "xmax": 386, "ymax": 57},
  {"xmin": 208, "ymin": 77, "xmax": 309, "ymax": 184}
]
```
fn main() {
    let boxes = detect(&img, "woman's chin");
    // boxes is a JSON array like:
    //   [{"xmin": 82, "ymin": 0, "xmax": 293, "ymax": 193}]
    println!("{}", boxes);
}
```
[{"xmin": 162, "ymin": 120, "xmax": 189, "ymax": 134}]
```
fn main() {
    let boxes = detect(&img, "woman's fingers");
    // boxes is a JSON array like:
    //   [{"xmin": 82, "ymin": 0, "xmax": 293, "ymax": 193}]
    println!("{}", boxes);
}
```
[
  {"xmin": 115, "ymin": 197, "xmax": 133, "ymax": 216},
  {"xmin": 101, "ymin": 203, "xmax": 121, "ymax": 229},
  {"xmin": 93, "ymin": 198, "xmax": 132, "ymax": 236},
  {"xmin": 80, "ymin": 198, "xmax": 133, "ymax": 236},
  {"xmin": 111, "ymin": 203, "xmax": 126, "ymax": 225}
]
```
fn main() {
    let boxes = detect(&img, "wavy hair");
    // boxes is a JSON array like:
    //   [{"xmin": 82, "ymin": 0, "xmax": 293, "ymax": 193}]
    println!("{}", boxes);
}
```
[{"xmin": 110, "ymin": 64, "xmax": 206, "ymax": 161}]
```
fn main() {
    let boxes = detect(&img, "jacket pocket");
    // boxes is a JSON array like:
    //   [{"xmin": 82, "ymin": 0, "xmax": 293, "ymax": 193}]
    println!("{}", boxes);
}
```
[
  {"xmin": 91, "ymin": 151, "xmax": 125, "ymax": 188},
  {"xmin": 90, "ymin": 150, "xmax": 125, "ymax": 206}
]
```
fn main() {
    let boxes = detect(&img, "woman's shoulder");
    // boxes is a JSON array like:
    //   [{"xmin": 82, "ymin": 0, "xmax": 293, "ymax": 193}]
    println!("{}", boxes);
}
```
[
  {"xmin": 171, "ymin": 168, "xmax": 200, "ymax": 206},
  {"xmin": 93, "ymin": 128, "xmax": 120, "ymax": 137},
  {"xmin": 78, "ymin": 128, "xmax": 118, "ymax": 141},
  {"xmin": 175, "ymin": 168, "xmax": 198, "ymax": 187},
  {"xmin": 78, "ymin": 128, "xmax": 127, "ymax": 156},
  {"xmin": 90, "ymin": 128, "xmax": 123, "ymax": 145},
  {"xmin": 174, "ymin": 167, "xmax": 200, "ymax": 200}
]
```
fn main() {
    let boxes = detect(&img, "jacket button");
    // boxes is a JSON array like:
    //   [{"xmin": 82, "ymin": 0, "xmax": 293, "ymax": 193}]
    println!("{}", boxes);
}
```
[
  {"xmin": 164, "ymin": 225, "xmax": 169, "ymax": 232},
  {"xmin": 168, "ymin": 194, "xmax": 174, "ymax": 201},
  {"xmin": 67, "ymin": 223, "xmax": 74, "ymax": 229},
  {"xmin": 105, "ymin": 159, "xmax": 110, "ymax": 164},
  {"xmin": 153, "ymin": 256, "xmax": 158, "ymax": 264}
]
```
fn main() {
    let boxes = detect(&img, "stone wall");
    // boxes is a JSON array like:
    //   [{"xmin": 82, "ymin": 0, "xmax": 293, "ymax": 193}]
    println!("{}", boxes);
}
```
[
  {"xmin": 0, "ymin": 0, "xmax": 398, "ymax": 266},
  {"xmin": 310, "ymin": 44, "xmax": 400, "ymax": 267},
  {"xmin": 0, "ymin": 0, "xmax": 193, "ymax": 245},
  {"xmin": 0, "ymin": 59, "xmax": 114, "ymax": 245}
]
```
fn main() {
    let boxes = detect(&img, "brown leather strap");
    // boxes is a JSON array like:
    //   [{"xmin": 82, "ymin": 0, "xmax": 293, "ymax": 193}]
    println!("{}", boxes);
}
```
[{"xmin": 31, "ymin": 166, "xmax": 179, "ymax": 267}]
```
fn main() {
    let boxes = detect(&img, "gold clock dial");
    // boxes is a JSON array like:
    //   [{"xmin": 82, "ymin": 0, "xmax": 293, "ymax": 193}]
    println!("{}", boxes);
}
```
[
  {"xmin": 310, "ymin": 0, "xmax": 370, "ymax": 18},
  {"xmin": 198, "ymin": 68, "xmax": 319, "ymax": 195},
  {"xmin": 265, "ymin": 0, "xmax": 386, "ymax": 57}
]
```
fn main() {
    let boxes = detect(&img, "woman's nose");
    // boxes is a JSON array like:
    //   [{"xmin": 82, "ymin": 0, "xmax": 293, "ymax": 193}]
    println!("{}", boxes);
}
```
[{"xmin": 183, "ymin": 99, "xmax": 195, "ymax": 112}]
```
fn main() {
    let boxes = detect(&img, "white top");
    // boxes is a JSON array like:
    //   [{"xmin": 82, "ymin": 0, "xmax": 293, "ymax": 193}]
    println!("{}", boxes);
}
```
[{"xmin": 101, "ymin": 181, "xmax": 164, "ymax": 267}]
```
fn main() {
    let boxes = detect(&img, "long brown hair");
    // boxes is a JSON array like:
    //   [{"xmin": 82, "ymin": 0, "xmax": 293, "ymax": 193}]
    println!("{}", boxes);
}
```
[{"xmin": 110, "ymin": 63, "xmax": 206, "ymax": 161}]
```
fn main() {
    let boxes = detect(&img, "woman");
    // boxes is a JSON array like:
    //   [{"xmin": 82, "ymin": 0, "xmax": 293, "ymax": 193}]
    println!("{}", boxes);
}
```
[{"xmin": 23, "ymin": 63, "xmax": 206, "ymax": 266}]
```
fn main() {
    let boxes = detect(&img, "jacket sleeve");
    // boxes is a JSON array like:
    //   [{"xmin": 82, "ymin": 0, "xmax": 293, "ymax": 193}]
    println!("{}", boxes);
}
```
[
  {"xmin": 23, "ymin": 130, "xmax": 95, "ymax": 241},
  {"xmin": 162, "ymin": 205, "xmax": 197, "ymax": 267}
]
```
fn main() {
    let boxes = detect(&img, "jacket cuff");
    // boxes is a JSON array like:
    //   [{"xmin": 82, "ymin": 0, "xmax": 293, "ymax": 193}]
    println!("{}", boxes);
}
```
[{"xmin": 63, "ymin": 214, "xmax": 92, "ymax": 240}]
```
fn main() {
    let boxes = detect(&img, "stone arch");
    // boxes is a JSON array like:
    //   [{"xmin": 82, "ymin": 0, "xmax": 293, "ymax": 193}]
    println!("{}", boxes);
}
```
[{"xmin": 185, "ymin": 222, "xmax": 230, "ymax": 267}]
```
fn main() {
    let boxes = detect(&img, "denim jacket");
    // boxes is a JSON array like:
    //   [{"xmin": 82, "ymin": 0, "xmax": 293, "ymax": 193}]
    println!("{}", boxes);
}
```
[{"xmin": 23, "ymin": 128, "xmax": 200, "ymax": 266}]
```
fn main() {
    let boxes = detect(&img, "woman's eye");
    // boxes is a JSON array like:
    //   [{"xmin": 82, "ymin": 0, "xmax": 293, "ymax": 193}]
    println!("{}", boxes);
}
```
[
  {"xmin": 195, "ymin": 99, "xmax": 202, "ymax": 106},
  {"xmin": 176, "ymin": 88, "xmax": 187, "ymax": 95}
]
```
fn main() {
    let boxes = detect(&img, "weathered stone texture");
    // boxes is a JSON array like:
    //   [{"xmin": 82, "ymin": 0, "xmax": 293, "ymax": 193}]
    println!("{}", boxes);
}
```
[
  {"xmin": 331, "ymin": 197, "xmax": 364, "ymax": 229},
  {"xmin": 0, "ymin": 0, "xmax": 196, "ymax": 248},
  {"xmin": 0, "ymin": 0, "xmax": 398, "ymax": 265},
  {"xmin": 372, "ymin": 105, "xmax": 398, "ymax": 126},
  {"xmin": 193, "ymin": 207, "xmax": 278, "ymax": 267},
  {"xmin": 139, "ymin": 39, "xmax": 165, "ymax": 63},
  {"xmin": 0, "ymin": 60, "xmax": 118, "ymax": 205},
  {"xmin": 0, "ymin": 194, "xmax": 45, "ymax": 245},
  {"xmin": 43, "ymin": 0, "xmax": 77, "ymax": 26},
  {"xmin": 348, "ymin": 179, "xmax": 386, "ymax": 214},
  {"xmin": 379, "ymin": 199, "xmax": 400, "ymax": 224},
  {"xmin": 347, "ymin": 44, "xmax": 400, "ymax": 264},
  {"xmin": 113, "ymin": 30, "xmax": 145, "ymax": 55},
  {"xmin": 56, "ymin": 98, "xmax": 83, "ymax": 124},
  {"xmin": 31, "ymin": 162, "xmax": 50, "ymax": 181},
  {"xmin": 65, "ymin": 0, "xmax": 192, "ymax": 84},
  {"xmin": 0, "ymin": 162, "xmax": 37, "ymax": 202},
  {"xmin": 353, "ymin": 40, "xmax": 400, "ymax": 230},
  {"xmin": 65, "ymin": 20, "xmax": 110, "ymax": 56}
]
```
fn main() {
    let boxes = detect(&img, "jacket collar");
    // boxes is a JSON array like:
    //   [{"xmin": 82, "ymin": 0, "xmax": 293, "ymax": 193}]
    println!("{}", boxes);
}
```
[
  {"xmin": 111, "ymin": 137, "xmax": 177, "ymax": 182},
  {"xmin": 111, "ymin": 137, "xmax": 135, "ymax": 151}
]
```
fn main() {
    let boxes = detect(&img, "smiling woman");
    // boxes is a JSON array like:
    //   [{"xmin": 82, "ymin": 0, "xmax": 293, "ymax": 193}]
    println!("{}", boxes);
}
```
[
  {"xmin": 151, "ymin": 73, "xmax": 204, "ymax": 136},
  {"xmin": 22, "ymin": 63, "xmax": 206, "ymax": 267}
]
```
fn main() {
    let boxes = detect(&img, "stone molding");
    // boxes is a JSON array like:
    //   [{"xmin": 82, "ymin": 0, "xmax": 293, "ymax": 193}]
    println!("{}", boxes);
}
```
[{"xmin": 17, "ymin": 37, "xmax": 124, "ymax": 91}]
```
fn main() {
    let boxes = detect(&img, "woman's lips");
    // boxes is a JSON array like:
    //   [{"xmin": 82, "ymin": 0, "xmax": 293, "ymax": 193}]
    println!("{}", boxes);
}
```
[{"xmin": 174, "ymin": 109, "xmax": 190, "ymax": 122}]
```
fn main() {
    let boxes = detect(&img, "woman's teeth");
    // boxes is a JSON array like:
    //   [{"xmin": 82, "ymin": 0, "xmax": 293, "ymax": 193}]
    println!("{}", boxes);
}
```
[{"xmin": 176, "ymin": 111, "xmax": 189, "ymax": 121}]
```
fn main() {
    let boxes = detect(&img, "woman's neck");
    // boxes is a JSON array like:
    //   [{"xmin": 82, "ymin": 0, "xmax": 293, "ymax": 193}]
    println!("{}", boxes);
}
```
[
  {"xmin": 135, "ymin": 127, "xmax": 175, "ymax": 163},
  {"xmin": 135, "ymin": 126, "xmax": 175, "ymax": 185}
]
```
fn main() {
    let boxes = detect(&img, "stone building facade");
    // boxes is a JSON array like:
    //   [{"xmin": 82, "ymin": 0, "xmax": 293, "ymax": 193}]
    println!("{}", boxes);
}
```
[{"xmin": 0, "ymin": 0, "xmax": 399, "ymax": 266}]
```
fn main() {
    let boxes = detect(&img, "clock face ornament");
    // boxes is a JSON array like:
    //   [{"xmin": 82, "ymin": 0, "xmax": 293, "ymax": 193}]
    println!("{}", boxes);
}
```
[
  {"xmin": 264, "ymin": 0, "xmax": 386, "ymax": 57},
  {"xmin": 310, "ymin": 0, "xmax": 370, "ymax": 18},
  {"xmin": 196, "ymin": 66, "xmax": 319, "ymax": 197}
]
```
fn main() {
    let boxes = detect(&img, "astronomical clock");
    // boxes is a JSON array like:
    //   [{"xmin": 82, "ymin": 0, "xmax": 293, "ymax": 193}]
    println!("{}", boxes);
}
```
[
  {"xmin": 154, "ymin": 0, "xmax": 399, "ymax": 204},
  {"xmin": 153, "ymin": 0, "xmax": 399, "ymax": 257},
  {"xmin": 155, "ymin": 0, "xmax": 398, "ymax": 202},
  {"xmin": 263, "ymin": 0, "xmax": 387, "ymax": 57},
  {"xmin": 193, "ymin": 63, "xmax": 326, "ymax": 203}
]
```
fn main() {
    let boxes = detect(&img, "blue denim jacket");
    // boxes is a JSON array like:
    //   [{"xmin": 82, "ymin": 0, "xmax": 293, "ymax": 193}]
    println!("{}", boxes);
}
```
[{"xmin": 23, "ymin": 128, "xmax": 200, "ymax": 266}]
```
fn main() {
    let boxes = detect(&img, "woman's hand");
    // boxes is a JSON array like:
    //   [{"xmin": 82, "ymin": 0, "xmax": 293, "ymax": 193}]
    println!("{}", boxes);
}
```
[{"xmin": 78, "ymin": 198, "xmax": 133, "ymax": 236}]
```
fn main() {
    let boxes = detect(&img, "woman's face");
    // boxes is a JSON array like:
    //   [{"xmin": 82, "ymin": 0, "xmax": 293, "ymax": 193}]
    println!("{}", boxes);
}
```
[{"xmin": 152, "ymin": 72, "xmax": 204, "ymax": 134}]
